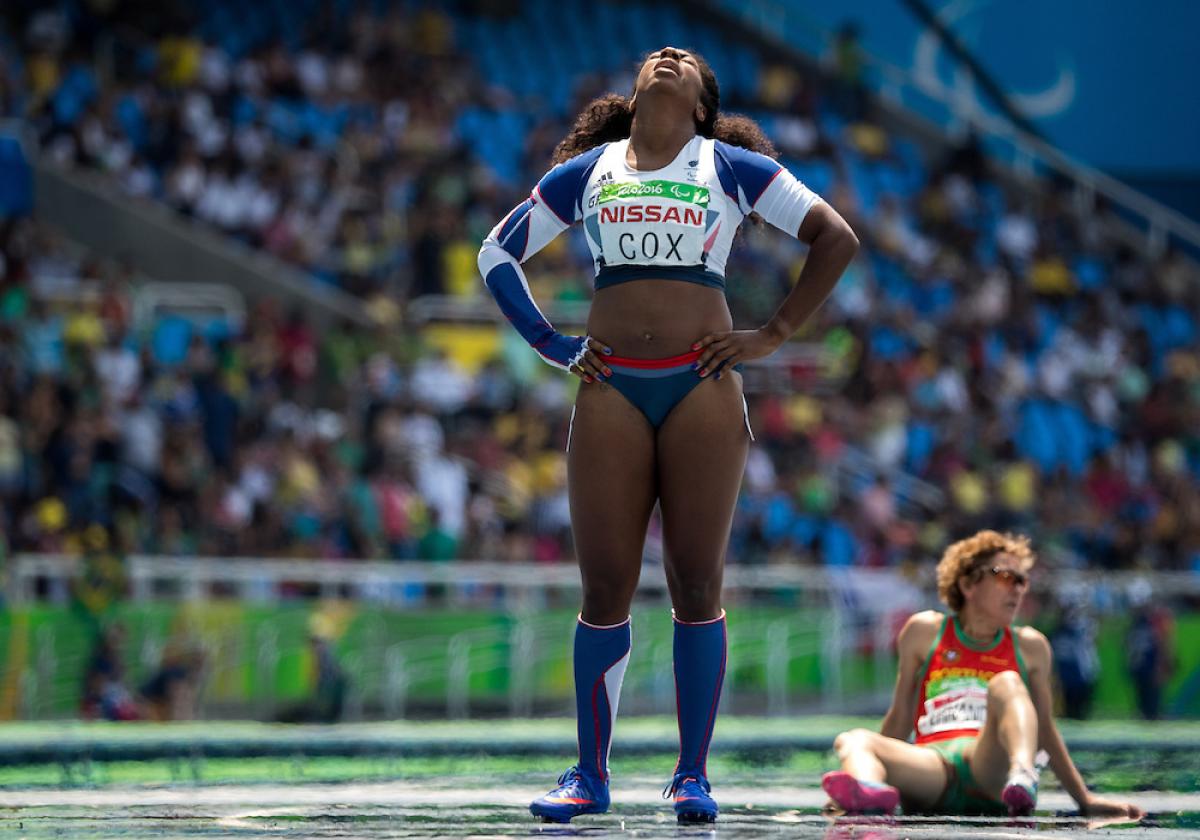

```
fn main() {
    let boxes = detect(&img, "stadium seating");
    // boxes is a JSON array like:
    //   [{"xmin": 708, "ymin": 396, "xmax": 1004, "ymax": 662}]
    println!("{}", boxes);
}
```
[{"xmin": 0, "ymin": 0, "xmax": 1197, "ymax": 573}]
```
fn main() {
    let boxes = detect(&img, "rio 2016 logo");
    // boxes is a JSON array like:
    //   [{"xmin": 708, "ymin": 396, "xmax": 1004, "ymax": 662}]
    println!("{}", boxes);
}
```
[{"xmin": 598, "ymin": 180, "xmax": 709, "ymax": 207}]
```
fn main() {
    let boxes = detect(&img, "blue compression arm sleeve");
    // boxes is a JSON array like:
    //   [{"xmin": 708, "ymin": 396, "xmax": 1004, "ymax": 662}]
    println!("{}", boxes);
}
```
[{"xmin": 477, "ymin": 146, "xmax": 605, "ymax": 371}]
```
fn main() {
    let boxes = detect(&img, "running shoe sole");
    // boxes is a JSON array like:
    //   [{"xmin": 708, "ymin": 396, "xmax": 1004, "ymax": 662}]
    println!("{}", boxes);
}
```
[
  {"xmin": 676, "ymin": 808, "xmax": 717, "ymax": 824},
  {"xmin": 530, "ymin": 802, "xmax": 606, "ymax": 823},
  {"xmin": 1001, "ymin": 782, "xmax": 1036, "ymax": 817},
  {"xmin": 821, "ymin": 771, "xmax": 900, "ymax": 815}
]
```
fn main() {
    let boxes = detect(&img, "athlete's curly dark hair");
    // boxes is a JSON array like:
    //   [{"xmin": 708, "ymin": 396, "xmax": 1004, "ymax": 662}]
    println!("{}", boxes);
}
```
[{"xmin": 552, "ymin": 50, "xmax": 777, "ymax": 164}]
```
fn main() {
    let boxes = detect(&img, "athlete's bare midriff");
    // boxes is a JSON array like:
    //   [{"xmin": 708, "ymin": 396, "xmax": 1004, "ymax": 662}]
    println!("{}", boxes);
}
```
[{"xmin": 587, "ymin": 279, "xmax": 733, "ymax": 358}]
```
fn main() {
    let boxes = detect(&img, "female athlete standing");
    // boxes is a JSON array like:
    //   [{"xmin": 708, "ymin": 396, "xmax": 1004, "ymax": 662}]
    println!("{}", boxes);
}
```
[
  {"xmin": 823, "ymin": 531, "xmax": 1143, "ymax": 820},
  {"xmin": 478, "ymin": 46, "xmax": 858, "ymax": 824}
]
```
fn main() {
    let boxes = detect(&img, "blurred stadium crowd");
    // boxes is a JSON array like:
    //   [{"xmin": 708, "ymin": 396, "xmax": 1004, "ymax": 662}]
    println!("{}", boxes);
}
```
[{"xmin": 0, "ymin": 0, "xmax": 1198, "ymax": 573}]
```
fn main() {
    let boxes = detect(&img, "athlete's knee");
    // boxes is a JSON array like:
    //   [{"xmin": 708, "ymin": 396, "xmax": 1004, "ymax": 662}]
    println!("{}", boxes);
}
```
[
  {"xmin": 833, "ymin": 728, "xmax": 876, "ymax": 760},
  {"xmin": 666, "ymin": 568, "xmax": 722, "ymax": 617},
  {"xmin": 671, "ymin": 582, "xmax": 722, "ymax": 620},
  {"xmin": 580, "ymin": 575, "xmax": 637, "ymax": 624},
  {"xmin": 987, "ymin": 670, "xmax": 1029, "ymax": 703}
]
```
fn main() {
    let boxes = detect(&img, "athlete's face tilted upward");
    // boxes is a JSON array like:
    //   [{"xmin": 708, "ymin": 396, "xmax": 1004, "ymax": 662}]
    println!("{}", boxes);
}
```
[{"xmin": 633, "ymin": 47, "xmax": 711, "ymax": 127}]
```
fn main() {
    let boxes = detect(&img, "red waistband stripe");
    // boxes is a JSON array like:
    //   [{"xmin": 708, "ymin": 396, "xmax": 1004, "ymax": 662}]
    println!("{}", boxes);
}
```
[{"xmin": 605, "ymin": 349, "xmax": 703, "ymax": 370}]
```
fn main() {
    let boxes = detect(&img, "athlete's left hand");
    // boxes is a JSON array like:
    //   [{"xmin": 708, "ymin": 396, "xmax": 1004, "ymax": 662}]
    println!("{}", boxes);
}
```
[
  {"xmin": 692, "ymin": 328, "xmax": 782, "ymax": 379},
  {"xmin": 1081, "ymin": 795, "xmax": 1144, "ymax": 821}
]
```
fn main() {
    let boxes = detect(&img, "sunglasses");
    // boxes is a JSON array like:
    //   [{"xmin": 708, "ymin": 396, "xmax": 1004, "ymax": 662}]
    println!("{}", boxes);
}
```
[{"xmin": 986, "ymin": 567, "xmax": 1029, "ymax": 589}]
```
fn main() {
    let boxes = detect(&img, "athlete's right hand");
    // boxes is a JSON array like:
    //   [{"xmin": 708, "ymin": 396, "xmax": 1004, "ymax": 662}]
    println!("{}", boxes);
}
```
[
  {"xmin": 1081, "ymin": 795, "xmax": 1144, "ymax": 821},
  {"xmin": 568, "ymin": 336, "xmax": 614, "ymax": 384}
]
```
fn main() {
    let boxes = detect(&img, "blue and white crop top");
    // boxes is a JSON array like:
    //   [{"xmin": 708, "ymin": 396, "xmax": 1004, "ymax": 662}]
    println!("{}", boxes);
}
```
[{"xmin": 477, "ymin": 136, "xmax": 822, "ymax": 370}]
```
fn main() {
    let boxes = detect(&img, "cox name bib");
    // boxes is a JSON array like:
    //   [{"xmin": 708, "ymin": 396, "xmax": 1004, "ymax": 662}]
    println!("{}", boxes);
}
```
[{"xmin": 592, "ymin": 179, "xmax": 710, "ymax": 267}]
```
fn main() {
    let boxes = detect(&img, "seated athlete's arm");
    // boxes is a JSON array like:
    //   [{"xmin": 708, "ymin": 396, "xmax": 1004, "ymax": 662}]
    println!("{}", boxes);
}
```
[
  {"xmin": 477, "ymin": 147, "xmax": 609, "ymax": 377},
  {"xmin": 1019, "ymin": 627, "xmax": 1143, "ymax": 819},
  {"xmin": 879, "ymin": 610, "xmax": 939, "ymax": 741}
]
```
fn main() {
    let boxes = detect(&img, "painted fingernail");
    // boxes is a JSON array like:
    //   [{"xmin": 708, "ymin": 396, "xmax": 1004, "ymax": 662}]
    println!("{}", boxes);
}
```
[
  {"xmin": 691, "ymin": 362, "xmax": 699, "ymax": 370},
  {"xmin": 699, "ymin": 368, "xmax": 708, "ymax": 377},
  {"xmin": 691, "ymin": 342, "xmax": 700, "ymax": 351},
  {"xmin": 585, "ymin": 375, "xmax": 594, "ymax": 383},
  {"xmin": 603, "ymin": 346, "xmax": 613, "ymax": 354},
  {"xmin": 603, "ymin": 367, "xmax": 612, "ymax": 377}
]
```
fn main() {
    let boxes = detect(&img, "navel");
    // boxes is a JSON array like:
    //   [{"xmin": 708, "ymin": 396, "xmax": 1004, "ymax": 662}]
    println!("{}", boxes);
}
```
[{"xmin": 642, "ymin": 331, "xmax": 654, "ymax": 342}]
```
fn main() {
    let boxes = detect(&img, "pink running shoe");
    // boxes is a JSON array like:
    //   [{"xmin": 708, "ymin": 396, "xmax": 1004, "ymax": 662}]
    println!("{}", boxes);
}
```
[
  {"xmin": 821, "ymin": 771, "xmax": 900, "ymax": 815},
  {"xmin": 1001, "ymin": 768, "xmax": 1038, "ymax": 817}
]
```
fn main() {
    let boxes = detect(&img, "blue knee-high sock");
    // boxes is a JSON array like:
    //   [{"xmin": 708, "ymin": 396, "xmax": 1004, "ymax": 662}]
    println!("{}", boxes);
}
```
[
  {"xmin": 672, "ymin": 610, "xmax": 727, "ymax": 779},
  {"xmin": 574, "ymin": 616, "xmax": 631, "ymax": 784}
]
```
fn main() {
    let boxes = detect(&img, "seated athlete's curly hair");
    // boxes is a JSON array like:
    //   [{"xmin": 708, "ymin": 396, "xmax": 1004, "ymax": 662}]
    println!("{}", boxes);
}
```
[
  {"xmin": 936, "ymin": 530, "xmax": 1036, "ymax": 612},
  {"xmin": 552, "ymin": 49, "xmax": 776, "ymax": 164}
]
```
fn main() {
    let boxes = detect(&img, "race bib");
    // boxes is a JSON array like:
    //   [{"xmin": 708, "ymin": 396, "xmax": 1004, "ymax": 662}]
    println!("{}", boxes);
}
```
[
  {"xmin": 916, "ymin": 681, "xmax": 988, "ymax": 737},
  {"xmin": 591, "ymin": 180, "xmax": 710, "ymax": 267}
]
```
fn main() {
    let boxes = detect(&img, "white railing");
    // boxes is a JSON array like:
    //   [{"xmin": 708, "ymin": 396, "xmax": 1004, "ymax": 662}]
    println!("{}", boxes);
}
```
[
  {"xmin": 835, "ymin": 445, "xmax": 946, "ymax": 514},
  {"xmin": 10, "ymin": 554, "xmax": 1200, "ymax": 607},
  {"xmin": 7, "ymin": 554, "xmax": 910, "ymax": 605},
  {"xmin": 406, "ymin": 294, "xmax": 590, "ymax": 327},
  {"xmin": 132, "ymin": 281, "xmax": 247, "ymax": 334}
]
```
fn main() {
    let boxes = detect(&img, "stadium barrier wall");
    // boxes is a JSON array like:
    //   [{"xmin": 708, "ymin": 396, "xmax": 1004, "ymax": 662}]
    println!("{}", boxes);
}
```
[{"xmin": 3, "ymin": 557, "xmax": 1198, "ymax": 721}]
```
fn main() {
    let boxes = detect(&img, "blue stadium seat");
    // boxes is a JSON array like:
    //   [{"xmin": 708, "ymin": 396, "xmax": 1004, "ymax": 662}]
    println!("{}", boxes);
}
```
[
  {"xmin": 151, "ymin": 316, "xmax": 194, "ymax": 366},
  {"xmin": 905, "ymin": 422, "xmax": 937, "ymax": 475},
  {"xmin": 0, "ymin": 135, "xmax": 33, "ymax": 218},
  {"xmin": 1052, "ymin": 402, "xmax": 1091, "ymax": 476},
  {"xmin": 1074, "ymin": 256, "xmax": 1106, "ymax": 290},
  {"xmin": 763, "ymin": 493, "xmax": 797, "ymax": 544},
  {"xmin": 790, "ymin": 515, "xmax": 819, "ymax": 549},
  {"xmin": 1016, "ymin": 399, "xmax": 1057, "ymax": 473},
  {"xmin": 820, "ymin": 520, "xmax": 857, "ymax": 567}
]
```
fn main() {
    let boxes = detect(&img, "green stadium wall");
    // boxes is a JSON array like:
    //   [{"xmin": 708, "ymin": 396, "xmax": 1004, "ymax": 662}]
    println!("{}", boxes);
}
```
[{"xmin": 0, "ymin": 604, "xmax": 1196, "ymax": 720}]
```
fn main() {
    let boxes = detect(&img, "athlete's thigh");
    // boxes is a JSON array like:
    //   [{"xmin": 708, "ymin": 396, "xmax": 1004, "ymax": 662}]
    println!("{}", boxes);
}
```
[
  {"xmin": 864, "ymin": 734, "xmax": 948, "ymax": 809},
  {"xmin": 965, "ymin": 717, "xmax": 1015, "ymax": 798},
  {"xmin": 568, "ymin": 382, "xmax": 659, "ymax": 591},
  {"xmin": 655, "ymin": 373, "xmax": 750, "ymax": 602}
]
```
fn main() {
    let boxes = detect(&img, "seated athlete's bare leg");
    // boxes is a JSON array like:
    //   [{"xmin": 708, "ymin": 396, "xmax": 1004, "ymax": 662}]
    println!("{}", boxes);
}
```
[
  {"xmin": 656, "ymin": 373, "xmax": 749, "ymax": 620},
  {"xmin": 967, "ymin": 670, "xmax": 1038, "ymax": 799},
  {"xmin": 832, "ymin": 729, "xmax": 947, "ymax": 810},
  {"xmin": 568, "ymin": 382, "xmax": 659, "ymax": 625}
]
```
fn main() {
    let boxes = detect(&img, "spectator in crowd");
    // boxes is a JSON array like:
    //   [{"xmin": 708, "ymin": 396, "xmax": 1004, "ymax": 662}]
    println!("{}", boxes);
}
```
[
  {"xmin": 277, "ymin": 624, "xmax": 347, "ymax": 724},
  {"xmin": 1126, "ymin": 581, "xmax": 1177, "ymax": 720},
  {"xmin": 1050, "ymin": 594, "xmax": 1100, "ymax": 719},
  {"xmin": 139, "ymin": 642, "xmax": 206, "ymax": 721},
  {"xmin": 81, "ymin": 623, "xmax": 139, "ymax": 721}
]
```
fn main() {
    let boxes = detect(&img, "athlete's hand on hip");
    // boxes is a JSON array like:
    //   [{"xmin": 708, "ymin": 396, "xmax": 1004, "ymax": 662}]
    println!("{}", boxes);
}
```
[
  {"xmin": 692, "ymin": 328, "xmax": 782, "ymax": 379},
  {"xmin": 569, "ymin": 336, "xmax": 614, "ymax": 384},
  {"xmin": 1081, "ymin": 795, "xmax": 1144, "ymax": 821}
]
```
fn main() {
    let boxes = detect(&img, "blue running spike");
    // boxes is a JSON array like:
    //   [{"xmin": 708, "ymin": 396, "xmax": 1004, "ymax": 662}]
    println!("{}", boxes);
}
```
[
  {"xmin": 530, "ymin": 765, "xmax": 609, "ymax": 823},
  {"xmin": 664, "ymin": 772, "xmax": 718, "ymax": 824}
]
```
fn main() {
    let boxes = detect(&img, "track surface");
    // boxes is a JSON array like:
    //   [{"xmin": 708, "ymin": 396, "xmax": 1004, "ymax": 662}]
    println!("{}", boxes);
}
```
[
  {"xmin": 2, "ymin": 781, "xmax": 1193, "ymax": 839},
  {"xmin": 2, "ymin": 721, "xmax": 1194, "ymax": 837}
]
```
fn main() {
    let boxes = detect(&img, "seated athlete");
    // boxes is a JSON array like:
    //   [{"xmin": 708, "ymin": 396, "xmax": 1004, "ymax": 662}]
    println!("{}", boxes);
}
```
[{"xmin": 823, "ymin": 530, "xmax": 1143, "ymax": 820}]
